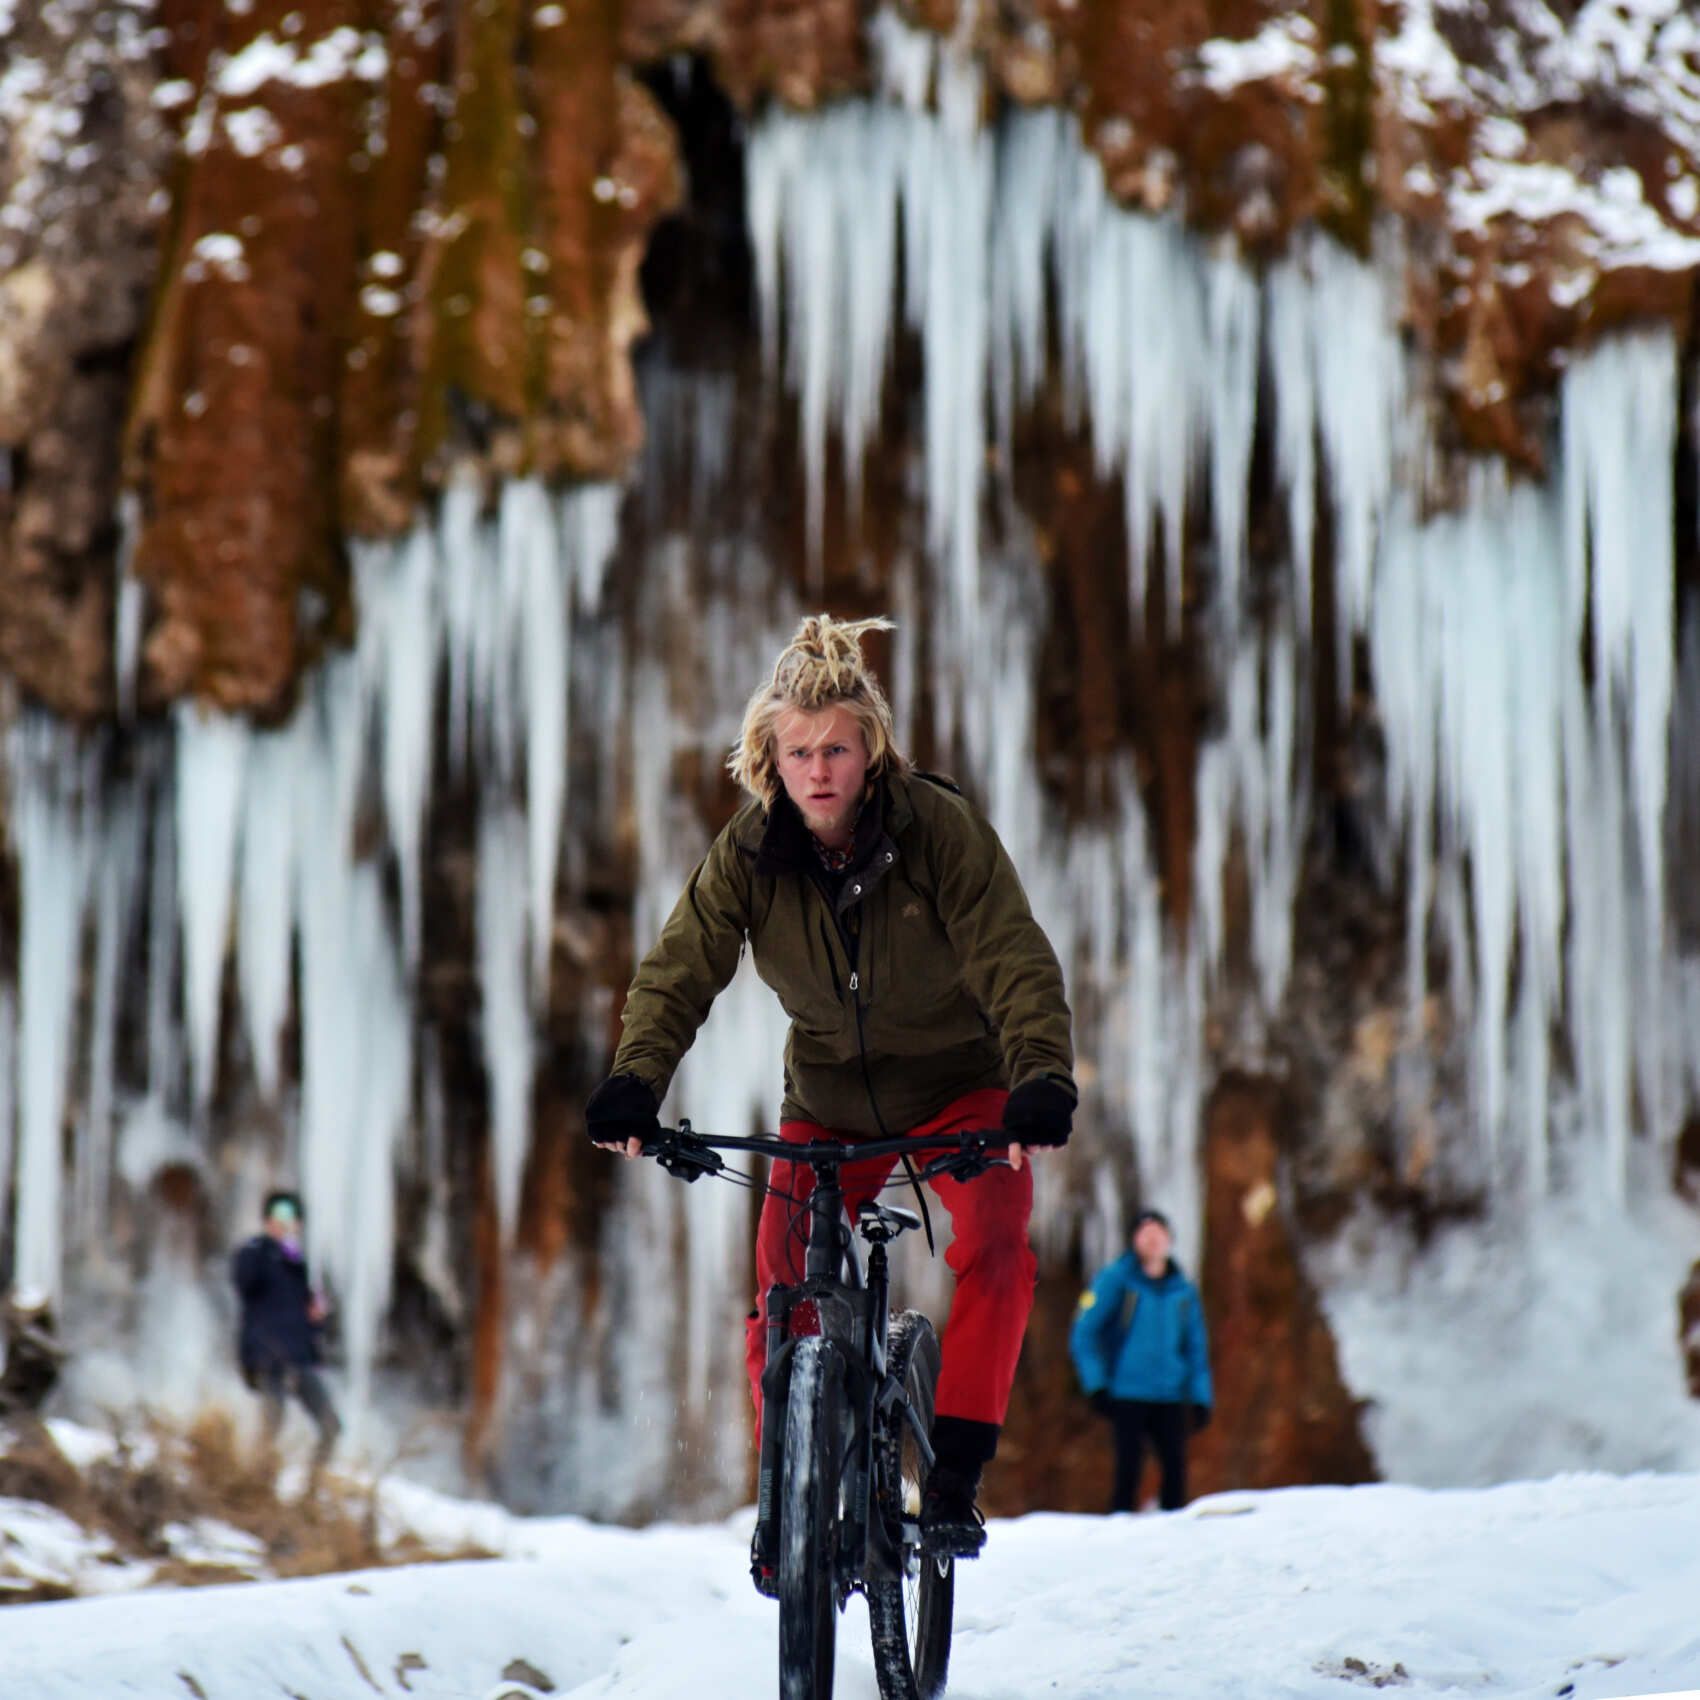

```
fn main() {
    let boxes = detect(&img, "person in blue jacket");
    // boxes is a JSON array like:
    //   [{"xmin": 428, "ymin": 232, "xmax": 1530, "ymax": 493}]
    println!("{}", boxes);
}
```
[
  {"xmin": 232, "ymin": 1190, "xmax": 340, "ymax": 1468},
  {"xmin": 1069, "ymin": 1207, "xmax": 1212, "ymax": 1511}
]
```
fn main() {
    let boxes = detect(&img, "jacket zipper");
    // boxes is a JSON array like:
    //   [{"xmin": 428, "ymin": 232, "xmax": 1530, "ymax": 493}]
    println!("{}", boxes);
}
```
[{"xmin": 812, "ymin": 866, "xmax": 936, "ymax": 1251}]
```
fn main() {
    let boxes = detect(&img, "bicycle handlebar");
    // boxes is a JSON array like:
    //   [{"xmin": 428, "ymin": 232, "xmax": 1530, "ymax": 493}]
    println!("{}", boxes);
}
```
[{"xmin": 643, "ymin": 1119, "xmax": 1025, "ymax": 1185}]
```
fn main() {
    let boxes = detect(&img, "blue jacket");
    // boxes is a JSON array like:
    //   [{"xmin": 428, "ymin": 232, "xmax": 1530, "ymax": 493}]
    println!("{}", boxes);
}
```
[
  {"xmin": 1069, "ymin": 1253, "xmax": 1212, "ymax": 1407},
  {"xmin": 232, "ymin": 1235, "xmax": 321, "ymax": 1377}
]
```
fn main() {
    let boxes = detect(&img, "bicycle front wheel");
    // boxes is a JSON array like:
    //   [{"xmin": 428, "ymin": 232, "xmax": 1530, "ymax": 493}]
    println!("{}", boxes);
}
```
[
  {"xmin": 780, "ymin": 1336, "xmax": 846, "ymax": 1700},
  {"xmin": 866, "ymin": 1312, "xmax": 954, "ymax": 1700}
]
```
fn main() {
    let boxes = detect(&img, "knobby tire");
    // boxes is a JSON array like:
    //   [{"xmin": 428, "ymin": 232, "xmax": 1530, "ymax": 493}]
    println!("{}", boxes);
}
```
[
  {"xmin": 780, "ymin": 1336, "xmax": 845, "ymax": 1700},
  {"xmin": 866, "ymin": 1312, "xmax": 954, "ymax": 1700}
]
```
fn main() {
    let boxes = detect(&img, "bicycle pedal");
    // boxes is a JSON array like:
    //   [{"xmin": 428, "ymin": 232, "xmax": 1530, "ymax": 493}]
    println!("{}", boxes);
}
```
[{"xmin": 921, "ymin": 1522, "xmax": 986, "ymax": 1560}]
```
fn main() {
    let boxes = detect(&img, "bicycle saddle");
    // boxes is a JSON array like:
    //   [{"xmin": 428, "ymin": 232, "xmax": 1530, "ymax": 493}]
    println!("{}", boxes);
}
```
[{"xmin": 856, "ymin": 1200, "xmax": 923, "ymax": 1241}]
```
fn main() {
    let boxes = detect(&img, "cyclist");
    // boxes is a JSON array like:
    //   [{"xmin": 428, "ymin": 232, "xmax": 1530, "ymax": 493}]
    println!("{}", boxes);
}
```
[{"xmin": 586, "ymin": 613, "xmax": 1076, "ymax": 1557}]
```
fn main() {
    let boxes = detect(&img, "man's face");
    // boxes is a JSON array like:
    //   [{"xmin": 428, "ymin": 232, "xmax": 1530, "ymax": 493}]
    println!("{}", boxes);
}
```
[
  {"xmin": 265, "ymin": 1204, "xmax": 300, "ymax": 1243},
  {"xmin": 774, "ymin": 706, "xmax": 871, "ymax": 843},
  {"xmin": 1133, "ymin": 1219, "xmax": 1172, "ymax": 1265}
]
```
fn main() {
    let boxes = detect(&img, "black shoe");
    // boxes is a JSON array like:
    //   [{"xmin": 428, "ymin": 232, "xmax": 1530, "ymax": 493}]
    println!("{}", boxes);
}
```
[{"xmin": 921, "ymin": 1466, "xmax": 986, "ymax": 1559}]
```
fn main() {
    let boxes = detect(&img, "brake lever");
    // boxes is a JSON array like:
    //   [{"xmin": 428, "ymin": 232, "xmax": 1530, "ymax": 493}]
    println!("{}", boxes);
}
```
[
  {"xmin": 916, "ymin": 1149, "xmax": 1010, "ymax": 1183},
  {"xmin": 653, "ymin": 1133, "xmax": 725, "ymax": 1185}
]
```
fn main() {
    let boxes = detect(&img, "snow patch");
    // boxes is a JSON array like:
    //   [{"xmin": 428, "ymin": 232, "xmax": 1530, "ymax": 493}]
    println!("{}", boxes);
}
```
[
  {"xmin": 216, "ymin": 27, "xmax": 388, "ymax": 98},
  {"xmin": 1193, "ymin": 13, "xmax": 1321, "ymax": 97}
]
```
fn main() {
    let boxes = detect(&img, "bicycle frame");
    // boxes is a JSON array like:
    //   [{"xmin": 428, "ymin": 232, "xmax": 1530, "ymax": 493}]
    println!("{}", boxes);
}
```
[
  {"xmin": 755, "ymin": 1152, "xmax": 902, "ymax": 1598},
  {"xmin": 652, "ymin": 1120, "xmax": 1005, "ymax": 1598}
]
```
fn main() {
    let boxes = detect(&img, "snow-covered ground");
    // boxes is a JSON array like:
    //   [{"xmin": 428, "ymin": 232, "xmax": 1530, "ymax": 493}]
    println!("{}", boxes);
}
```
[{"xmin": 4, "ymin": 1471, "xmax": 1699, "ymax": 1699}]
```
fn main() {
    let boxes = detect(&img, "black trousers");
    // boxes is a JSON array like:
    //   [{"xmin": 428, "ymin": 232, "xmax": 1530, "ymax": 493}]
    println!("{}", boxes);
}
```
[
  {"xmin": 1107, "ymin": 1399, "xmax": 1188, "ymax": 1512},
  {"xmin": 257, "ymin": 1363, "xmax": 341, "ymax": 1466}
]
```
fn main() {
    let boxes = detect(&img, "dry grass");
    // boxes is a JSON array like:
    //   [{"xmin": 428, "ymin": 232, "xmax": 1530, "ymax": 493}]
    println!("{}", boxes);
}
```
[{"xmin": 0, "ymin": 1411, "xmax": 493, "ymax": 1603}]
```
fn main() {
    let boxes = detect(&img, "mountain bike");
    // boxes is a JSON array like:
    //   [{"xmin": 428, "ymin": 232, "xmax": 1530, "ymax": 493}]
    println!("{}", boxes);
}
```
[{"xmin": 644, "ymin": 1119, "xmax": 1010, "ymax": 1700}]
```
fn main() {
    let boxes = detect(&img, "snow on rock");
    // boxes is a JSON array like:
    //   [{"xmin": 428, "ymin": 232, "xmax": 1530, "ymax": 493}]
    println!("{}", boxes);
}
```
[
  {"xmin": 1379, "ymin": 0, "xmax": 1700, "ymax": 292},
  {"xmin": 3, "ymin": 1474, "xmax": 1700, "ymax": 1698},
  {"xmin": 1190, "ymin": 13, "xmax": 1322, "ymax": 101},
  {"xmin": 214, "ymin": 28, "xmax": 389, "ymax": 100}
]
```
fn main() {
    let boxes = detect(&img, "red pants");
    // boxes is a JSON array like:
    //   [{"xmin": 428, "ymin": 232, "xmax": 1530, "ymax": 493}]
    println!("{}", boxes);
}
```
[{"xmin": 742, "ymin": 1087, "xmax": 1036, "ymax": 1427}]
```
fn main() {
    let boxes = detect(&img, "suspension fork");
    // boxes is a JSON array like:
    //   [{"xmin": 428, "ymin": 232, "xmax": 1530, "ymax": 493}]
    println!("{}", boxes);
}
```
[{"xmin": 755, "ymin": 1161, "xmax": 852, "ymax": 1577}]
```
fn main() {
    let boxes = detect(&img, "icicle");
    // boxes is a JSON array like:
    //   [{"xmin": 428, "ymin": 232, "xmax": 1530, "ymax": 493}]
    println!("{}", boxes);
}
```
[
  {"xmin": 439, "ymin": 472, "xmax": 486, "ymax": 778},
  {"xmin": 885, "ymin": 14, "xmax": 992, "ymax": 655},
  {"xmin": 79, "ymin": 780, "xmax": 146, "ymax": 1249},
  {"xmin": 1048, "ymin": 155, "xmax": 1210, "ymax": 618},
  {"xmin": 1310, "ymin": 234, "xmax": 1406, "ymax": 670},
  {"xmin": 477, "ymin": 803, "xmax": 534, "ymax": 1240},
  {"xmin": 361, "ymin": 524, "xmax": 438, "ymax": 969},
  {"xmin": 1192, "ymin": 599, "xmax": 1307, "ymax": 1015},
  {"xmin": 507, "ymin": 482, "xmax": 567, "ymax": 1002},
  {"xmin": 175, "ymin": 704, "xmax": 249, "ymax": 1115},
  {"xmin": 236, "ymin": 728, "xmax": 300, "ymax": 1098},
  {"xmin": 1371, "ymin": 475, "xmax": 1570, "ymax": 1183},
  {"xmin": 8, "ymin": 718, "xmax": 94, "ymax": 1301},
  {"xmin": 285, "ymin": 651, "xmax": 412, "ymax": 1423},
  {"xmin": 563, "ymin": 481, "xmax": 620, "ymax": 613},
  {"xmin": 336, "ymin": 863, "xmax": 410, "ymax": 1424},
  {"xmin": 295, "ymin": 657, "xmax": 368, "ymax": 1289},
  {"xmin": 989, "ymin": 108, "xmax": 1065, "ymax": 449},
  {"xmin": 1206, "ymin": 247, "xmax": 1260, "ymax": 617},
  {"xmin": 1561, "ymin": 331, "xmax": 1678, "ymax": 1163},
  {"xmin": 113, "ymin": 491, "xmax": 144, "ymax": 722},
  {"xmin": 0, "ymin": 989, "xmax": 15, "ymax": 1255},
  {"xmin": 744, "ymin": 107, "xmax": 903, "ymax": 572},
  {"xmin": 1266, "ymin": 245, "xmax": 1318, "ymax": 631},
  {"xmin": 145, "ymin": 775, "xmax": 181, "ymax": 1098}
]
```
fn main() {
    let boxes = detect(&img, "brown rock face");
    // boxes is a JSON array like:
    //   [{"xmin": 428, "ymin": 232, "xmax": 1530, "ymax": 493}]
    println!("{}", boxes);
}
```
[
  {"xmin": 11, "ymin": 0, "xmax": 1700, "ymax": 717},
  {"xmin": 0, "ymin": 0, "xmax": 171, "ymax": 720},
  {"xmin": 1682, "ymin": 1261, "xmax": 1700, "ymax": 1400},
  {"xmin": 525, "ymin": 8, "xmax": 685, "ymax": 481},
  {"xmin": 113, "ymin": 0, "xmax": 686, "ymax": 712},
  {"xmin": 124, "ymin": 0, "xmax": 367, "ymax": 716},
  {"xmin": 1192, "ymin": 1075, "xmax": 1377, "ymax": 1491}
]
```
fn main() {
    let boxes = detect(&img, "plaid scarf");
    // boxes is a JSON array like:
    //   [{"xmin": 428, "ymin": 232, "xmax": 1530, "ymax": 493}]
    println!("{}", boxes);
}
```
[{"xmin": 809, "ymin": 797, "xmax": 865, "ymax": 874}]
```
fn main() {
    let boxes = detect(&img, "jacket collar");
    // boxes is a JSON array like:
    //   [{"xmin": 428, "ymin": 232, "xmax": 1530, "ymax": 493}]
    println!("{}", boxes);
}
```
[{"xmin": 754, "ymin": 776, "xmax": 891, "ymax": 878}]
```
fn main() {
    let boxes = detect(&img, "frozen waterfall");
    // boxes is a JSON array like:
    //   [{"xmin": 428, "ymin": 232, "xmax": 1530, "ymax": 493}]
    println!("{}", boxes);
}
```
[{"xmin": 0, "ymin": 64, "xmax": 1695, "ymax": 1505}]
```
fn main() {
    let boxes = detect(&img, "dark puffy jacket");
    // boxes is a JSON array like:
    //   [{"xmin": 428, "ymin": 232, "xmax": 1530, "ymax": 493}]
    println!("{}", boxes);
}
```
[
  {"xmin": 232, "ymin": 1236, "xmax": 320, "ymax": 1377},
  {"xmin": 1070, "ymin": 1254, "xmax": 1212, "ymax": 1406},
  {"xmin": 611, "ymin": 770, "xmax": 1075, "ymax": 1135}
]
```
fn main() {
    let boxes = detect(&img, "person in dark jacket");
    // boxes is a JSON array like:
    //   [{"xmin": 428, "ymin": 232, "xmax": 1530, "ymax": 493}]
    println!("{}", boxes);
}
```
[
  {"xmin": 586, "ymin": 613, "xmax": 1077, "ymax": 1561},
  {"xmin": 232, "ymin": 1190, "xmax": 340, "ymax": 1468},
  {"xmin": 1070, "ymin": 1207, "xmax": 1212, "ymax": 1512}
]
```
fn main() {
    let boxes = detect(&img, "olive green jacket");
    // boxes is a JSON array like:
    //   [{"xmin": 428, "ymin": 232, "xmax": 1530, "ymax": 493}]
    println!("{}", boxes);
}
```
[{"xmin": 610, "ymin": 770, "xmax": 1075, "ymax": 1136}]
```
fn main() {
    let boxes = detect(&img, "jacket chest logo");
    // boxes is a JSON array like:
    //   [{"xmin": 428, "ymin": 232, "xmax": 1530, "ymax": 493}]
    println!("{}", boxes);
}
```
[{"xmin": 901, "ymin": 901, "xmax": 922, "ymax": 919}]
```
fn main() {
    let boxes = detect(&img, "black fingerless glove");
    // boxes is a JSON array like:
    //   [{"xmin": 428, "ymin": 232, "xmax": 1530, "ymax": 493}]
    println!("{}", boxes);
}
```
[
  {"xmin": 1002, "ymin": 1076, "xmax": 1076, "ymax": 1147},
  {"xmin": 584, "ymin": 1073, "xmax": 661, "ymax": 1148}
]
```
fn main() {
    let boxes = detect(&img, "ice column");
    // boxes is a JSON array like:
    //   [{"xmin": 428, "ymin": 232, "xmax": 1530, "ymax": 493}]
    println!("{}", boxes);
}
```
[
  {"xmin": 1265, "ymin": 248, "xmax": 1319, "ymax": 629},
  {"xmin": 1371, "ymin": 475, "xmax": 1570, "ymax": 1183},
  {"xmin": 79, "ymin": 784, "xmax": 147, "ymax": 1247},
  {"xmin": 358, "ymin": 524, "xmax": 438, "ymax": 969},
  {"xmin": 175, "ymin": 704, "xmax": 249, "ymax": 1114},
  {"xmin": 1193, "ymin": 603, "xmax": 1307, "ymax": 1015},
  {"xmin": 237, "ymin": 728, "xmax": 300, "ymax": 1098},
  {"xmin": 1562, "ymin": 333, "xmax": 1677, "ymax": 1164},
  {"xmin": 478, "ymin": 804, "xmax": 534, "ymax": 1238},
  {"xmin": 0, "ymin": 990, "xmax": 16, "ymax": 1251},
  {"xmin": 8, "ymin": 718, "xmax": 95, "ymax": 1301},
  {"xmin": 1310, "ymin": 233, "xmax": 1407, "ymax": 666}
]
